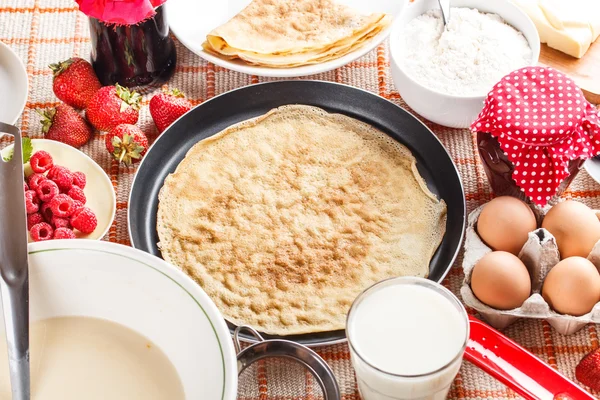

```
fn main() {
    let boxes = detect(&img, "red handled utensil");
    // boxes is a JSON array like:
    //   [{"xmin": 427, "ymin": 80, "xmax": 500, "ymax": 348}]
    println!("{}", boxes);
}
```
[{"xmin": 465, "ymin": 316, "xmax": 594, "ymax": 400}]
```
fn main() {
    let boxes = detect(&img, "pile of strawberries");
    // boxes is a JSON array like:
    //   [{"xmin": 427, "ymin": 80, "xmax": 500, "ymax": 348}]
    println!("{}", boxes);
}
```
[
  {"xmin": 24, "ymin": 150, "xmax": 97, "ymax": 241},
  {"xmin": 45, "ymin": 57, "xmax": 193, "ymax": 165}
]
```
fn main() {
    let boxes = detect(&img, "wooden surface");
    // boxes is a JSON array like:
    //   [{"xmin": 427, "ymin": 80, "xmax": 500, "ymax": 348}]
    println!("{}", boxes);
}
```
[{"xmin": 539, "ymin": 40, "xmax": 600, "ymax": 105}]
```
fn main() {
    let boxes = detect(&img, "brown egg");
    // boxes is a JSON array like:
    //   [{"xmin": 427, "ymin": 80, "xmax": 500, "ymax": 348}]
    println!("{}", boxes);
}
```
[
  {"xmin": 471, "ymin": 251, "xmax": 532, "ymax": 310},
  {"xmin": 541, "ymin": 200, "xmax": 600, "ymax": 258},
  {"xmin": 476, "ymin": 196, "xmax": 537, "ymax": 255},
  {"xmin": 542, "ymin": 256, "xmax": 600, "ymax": 316}
]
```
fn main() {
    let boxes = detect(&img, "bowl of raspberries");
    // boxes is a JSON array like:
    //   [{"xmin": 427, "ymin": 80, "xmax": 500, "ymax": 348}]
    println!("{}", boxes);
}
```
[{"xmin": 4, "ymin": 139, "xmax": 116, "ymax": 242}]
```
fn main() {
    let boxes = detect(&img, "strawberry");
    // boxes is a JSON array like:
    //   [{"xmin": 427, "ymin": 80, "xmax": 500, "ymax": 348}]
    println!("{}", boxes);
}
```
[
  {"xmin": 38, "ymin": 104, "xmax": 93, "ymax": 148},
  {"xmin": 86, "ymin": 84, "xmax": 141, "ymax": 131},
  {"xmin": 576, "ymin": 348, "xmax": 600, "ymax": 392},
  {"xmin": 49, "ymin": 57, "xmax": 101, "ymax": 109},
  {"xmin": 149, "ymin": 88, "xmax": 192, "ymax": 133},
  {"xmin": 105, "ymin": 124, "xmax": 148, "ymax": 166}
]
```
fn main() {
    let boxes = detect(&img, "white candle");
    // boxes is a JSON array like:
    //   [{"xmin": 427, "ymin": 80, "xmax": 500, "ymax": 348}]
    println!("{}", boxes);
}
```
[{"xmin": 347, "ymin": 277, "xmax": 469, "ymax": 400}]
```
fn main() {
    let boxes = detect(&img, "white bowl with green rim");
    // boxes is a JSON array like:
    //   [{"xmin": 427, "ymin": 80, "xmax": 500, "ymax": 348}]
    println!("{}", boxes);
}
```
[{"xmin": 2, "ymin": 240, "xmax": 237, "ymax": 399}]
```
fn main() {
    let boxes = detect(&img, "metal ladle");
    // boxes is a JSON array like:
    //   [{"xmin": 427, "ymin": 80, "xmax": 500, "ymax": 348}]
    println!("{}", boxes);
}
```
[{"xmin": 0, "ymin": 122, "xmax": 30, "ymax": 400}]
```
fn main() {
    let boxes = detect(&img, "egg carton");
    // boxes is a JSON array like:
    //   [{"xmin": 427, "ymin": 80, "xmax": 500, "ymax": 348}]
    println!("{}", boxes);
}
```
[{"xmin": 461, "ymin": 205, "xmax": 600, "ymax": 335}]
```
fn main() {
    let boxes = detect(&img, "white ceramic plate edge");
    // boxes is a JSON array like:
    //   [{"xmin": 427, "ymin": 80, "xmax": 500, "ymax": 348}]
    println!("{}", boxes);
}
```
[
  {"xmin": 166, "ymin": 0, "xmax": 405, "ymax": 77},
  {"xmin": 0, "ymin": 41, "xmax": 28, "ymax": 125}
]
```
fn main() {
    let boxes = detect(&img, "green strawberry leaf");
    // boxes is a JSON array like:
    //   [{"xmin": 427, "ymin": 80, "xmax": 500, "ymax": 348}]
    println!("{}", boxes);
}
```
[{"xmin": 2, "ymin": 137, "xmax": 33, "ymax": 163}]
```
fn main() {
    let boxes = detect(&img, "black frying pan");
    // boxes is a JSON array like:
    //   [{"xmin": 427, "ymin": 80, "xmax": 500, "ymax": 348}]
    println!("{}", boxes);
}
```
[{"xmin": 128, "ymin": 81, "xmax": 466, "ymax": 346}]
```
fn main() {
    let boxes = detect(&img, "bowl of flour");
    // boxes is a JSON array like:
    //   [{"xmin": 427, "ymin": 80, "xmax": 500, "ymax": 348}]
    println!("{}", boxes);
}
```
[{"xmin": 390, "ymin": 0, "xmax": 540, "ymax": 129}]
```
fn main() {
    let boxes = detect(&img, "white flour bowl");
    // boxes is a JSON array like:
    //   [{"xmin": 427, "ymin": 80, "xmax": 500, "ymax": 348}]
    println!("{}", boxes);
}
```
[{"xmin": 389, "ymin": 0, "xmax": 540, "ymax": 129}]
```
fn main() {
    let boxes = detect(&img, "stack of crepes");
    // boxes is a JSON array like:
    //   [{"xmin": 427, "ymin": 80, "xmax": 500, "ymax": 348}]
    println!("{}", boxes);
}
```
[{"xmin": 202, "ymin": 0, "xmax": 391, "ymax": 68}]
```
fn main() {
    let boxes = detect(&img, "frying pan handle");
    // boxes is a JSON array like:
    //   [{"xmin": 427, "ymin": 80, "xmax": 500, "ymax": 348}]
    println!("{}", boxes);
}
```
[{"xmin": 465, "ymin": 316, "xmax": 594, "ymax": 400}]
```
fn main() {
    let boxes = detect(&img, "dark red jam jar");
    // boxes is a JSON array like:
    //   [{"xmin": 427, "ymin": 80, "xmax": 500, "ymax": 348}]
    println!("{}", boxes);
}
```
[
  {"xmin": 471, "ymin": 67, "xmax": 600, "ymax": 207},
  {"xmin": 88, "ymin": 5, "xmax": 176, "ymax": 88},
  {"xmin": 476, "ymin": 132, "xmax": 585, "ymax": 204}
]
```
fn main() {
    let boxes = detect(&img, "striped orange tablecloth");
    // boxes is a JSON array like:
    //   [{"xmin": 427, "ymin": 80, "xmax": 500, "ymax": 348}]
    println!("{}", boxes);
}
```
[{"xmin": 1, "ymin": 1, "xmax": 599, "ymax": 399}]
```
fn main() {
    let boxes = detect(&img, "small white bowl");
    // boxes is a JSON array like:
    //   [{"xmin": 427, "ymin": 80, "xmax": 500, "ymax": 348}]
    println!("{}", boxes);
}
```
[
  {"xmin": 1, "ymin": 240, "xmax": 238, "ymax": 399},
  {"xmin": 0, "ymin": 41, "xmax": 28, "ymax": 125},
  {"xmin": 1, "ymin": 139, "xmax": 116, "ymax": 241},
  {"xmin": 389, "ymin": 0, "xmax": 540, "ymax": 129}
]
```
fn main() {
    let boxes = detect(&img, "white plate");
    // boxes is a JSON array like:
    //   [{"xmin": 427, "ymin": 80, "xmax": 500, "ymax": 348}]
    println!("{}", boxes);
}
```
[
  {"xmin": 584, "ymin": 157, "xmax": 600, "ymax": 186},
  {"xmin": 166, "ymin": 0, "xmax": 405, "ymax": 77},
  {"xmin": 3, "ymin": 240, "xmax": 237, "ymax": 399},
  {"xmin": 1, "ymin": 139, "xmax": 116, "ymax": 241},
  {"xmin": 0, "ymin": 41, "xmax": 28, "ymax": 124}
]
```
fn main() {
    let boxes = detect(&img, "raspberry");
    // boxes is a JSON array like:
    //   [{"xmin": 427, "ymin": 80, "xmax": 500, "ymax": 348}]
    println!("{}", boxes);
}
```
[
  {"xmin": 67, "ymin": 186, "xmax": 86, "ymax": 204},
  {"xmin": 27, "ymin": 173, "xmax": 47, "ymax": 191},
  {"xmin": 53, "ymin": 227, "xmax": 75, "ymax": 240},
  {"xmin": 49, "ymin": 167, "xmax": 73, "ymax": 192},
  {"xmin": 41, "ymin": 202, "xmax": 53, "ymax": 222},
  {"xmin": 27, "ymin": 212, "xmax": 44, "ymax": 230},
  {"xmin": 71, "ymin": 207, "xmax": 97, "ymax": 234},
  {"xmin": 30, "ymin": 222, "xmax": 53, "ymax": 242},
  {"xmin": 72, "ymin": 171, "xmax": 86, "ymax": 189},
  {"xmin": 49, "ymin": 194, "xmax": 75, "ymax": 217},
  {"xmin": 71, "ymin": 200, "xmax": 85, "ymax": 215},
  {"xmin": 29, "ymin": 151, "xmax": 54, "ymax": 173},
  {"xmin": 46, "ymin": 166, "xmax": 59, "ymax": 179},
  {"xmin": 24, "ymin": 182, "xmax": 28, "ymax": 192},
  {"xmin": 25, "ymin": 190, "xmax": 39, "ymax": 214},
  {"xmin": 35, "ymin": 179, "xmax": 59, "ymax": 202},
  {"xmin": 51, "ymin": 216, "xmax": 71, "ymax": 229}
]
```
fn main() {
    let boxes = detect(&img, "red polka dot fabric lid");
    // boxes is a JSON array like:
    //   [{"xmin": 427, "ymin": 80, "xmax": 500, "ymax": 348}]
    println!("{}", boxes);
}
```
[{"xmin": 471, "ymin": 66, "xmax": 600, "ymax": 206}]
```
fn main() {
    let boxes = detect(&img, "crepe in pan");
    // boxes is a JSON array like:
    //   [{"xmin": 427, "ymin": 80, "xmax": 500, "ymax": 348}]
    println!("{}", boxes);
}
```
[
  {"xmin": 157, "ymin": 105, "xmax": 447, "ymax": 335},
  {"xmin": 202, "ymin": 0, "xmax": 391, "ymax": 68}
]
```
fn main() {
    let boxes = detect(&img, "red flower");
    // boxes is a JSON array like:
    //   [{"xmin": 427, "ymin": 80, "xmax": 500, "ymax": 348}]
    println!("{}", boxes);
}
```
[{"xmin": 75, "ymin": 0, "xmax": 167, "ymax": 25}]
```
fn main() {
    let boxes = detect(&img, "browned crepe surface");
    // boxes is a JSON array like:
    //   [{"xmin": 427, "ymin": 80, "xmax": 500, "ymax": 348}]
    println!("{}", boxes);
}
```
[{"xmin": 157, "ymin": 105, "xmax": 447, "ymax": 335}]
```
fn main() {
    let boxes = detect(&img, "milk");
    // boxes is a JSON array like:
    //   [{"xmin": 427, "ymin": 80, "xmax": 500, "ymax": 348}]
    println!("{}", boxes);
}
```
[{"xmin": 347, "ymin": 278, "xmax": 468, "ymax": 400}]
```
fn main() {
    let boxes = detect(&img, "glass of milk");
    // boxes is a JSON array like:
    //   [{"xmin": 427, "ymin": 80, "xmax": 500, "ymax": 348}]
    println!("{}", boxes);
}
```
[{"xmin": 346, "ymin": 277, "xmax": 469, "ymax": 400}]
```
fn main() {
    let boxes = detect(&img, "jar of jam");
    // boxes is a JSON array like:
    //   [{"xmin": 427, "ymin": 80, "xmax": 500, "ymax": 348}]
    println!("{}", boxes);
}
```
[
  {"xmin": 88, "ymin": 5, "xmax": 176, "ymax": 88},
  {"xmin": 477, "ymin": 132, "xmax": 585, "ymax": 204},
  {"xmin": 471, "ymin": 67, "xmax": 600, "ymax": 207}
]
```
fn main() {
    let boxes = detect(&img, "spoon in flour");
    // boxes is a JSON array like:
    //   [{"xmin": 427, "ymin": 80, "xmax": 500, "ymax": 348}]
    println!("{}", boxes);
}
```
[{"xmin": 438, "ymin": 0, "xmax": 450, "ymax": 25}]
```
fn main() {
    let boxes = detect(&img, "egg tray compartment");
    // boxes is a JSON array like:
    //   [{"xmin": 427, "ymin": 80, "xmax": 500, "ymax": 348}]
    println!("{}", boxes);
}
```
[{"xmin": 461, "ymin": 205, "xmax": 600, "ymax": 335}]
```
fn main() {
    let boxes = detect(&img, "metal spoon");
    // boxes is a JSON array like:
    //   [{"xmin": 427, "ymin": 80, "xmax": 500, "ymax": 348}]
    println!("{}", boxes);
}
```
[
  {"xmin": 438, "ymin": 0, "xmax": 450, "ymax": 25},
  {"xmin": 0, "ymin": 121, "xmax": 31, "ymax": 400}
]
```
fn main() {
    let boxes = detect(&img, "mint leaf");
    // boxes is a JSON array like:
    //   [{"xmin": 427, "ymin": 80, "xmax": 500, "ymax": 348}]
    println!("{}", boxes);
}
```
[
  {"xmin": 21, "ymin": 137, "xmax": 33, "ymax": 164},
  {"xmin": 2, "ymin": 137, "xmax": 33, "ymax": 163}
]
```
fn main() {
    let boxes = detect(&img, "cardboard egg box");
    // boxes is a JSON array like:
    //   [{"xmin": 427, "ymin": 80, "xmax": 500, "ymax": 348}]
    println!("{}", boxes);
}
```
[{"xmin": 461, "ymin": 205, "xmax": 600, "ymax": 335}]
